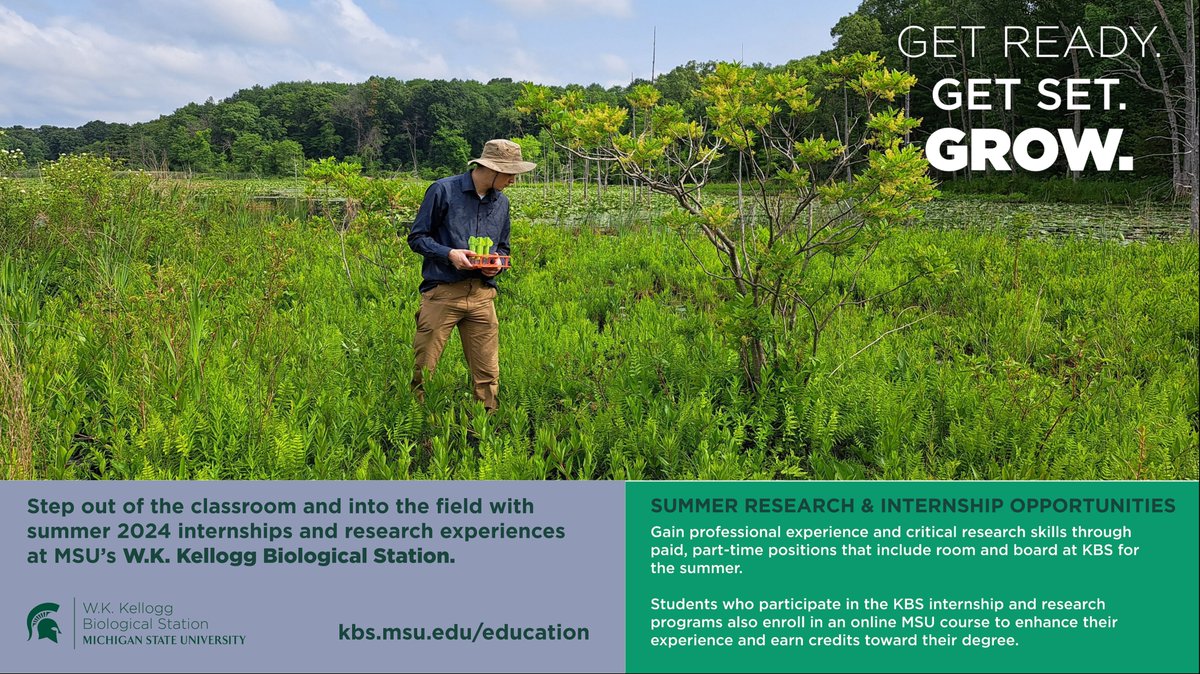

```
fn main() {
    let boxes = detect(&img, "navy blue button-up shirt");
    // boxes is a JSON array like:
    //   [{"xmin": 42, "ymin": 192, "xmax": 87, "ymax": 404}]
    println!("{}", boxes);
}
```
[{"xmin": 407, "ymin": 171, "xmax": 511, "ymax": 293}]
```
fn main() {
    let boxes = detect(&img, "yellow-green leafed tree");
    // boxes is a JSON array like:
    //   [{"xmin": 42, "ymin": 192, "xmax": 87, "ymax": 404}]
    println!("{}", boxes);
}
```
[{"xmin": 518, "ymin": 59, "xmax": 955, "ymax": 392}]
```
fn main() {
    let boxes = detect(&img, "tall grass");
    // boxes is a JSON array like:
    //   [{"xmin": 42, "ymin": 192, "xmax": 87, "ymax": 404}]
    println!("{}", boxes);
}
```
[
  {"xmin": 0, "ymin": 159, "xmax": 1196, "ymax": 480},
  {"xmin": 0, "ymin": 328, "xmax": 33, "ymax": 479}
]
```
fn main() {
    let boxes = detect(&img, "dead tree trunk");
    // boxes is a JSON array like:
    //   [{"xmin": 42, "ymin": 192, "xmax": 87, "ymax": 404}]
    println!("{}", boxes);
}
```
[
  {"xmin": 1153, "ymin": 0, "xmax": 1198, "ymax": 234},
  {"xmin": 1151, "ymin": 52, "xmax": 1185, "ymax": 197},
  {"xmin": 1062, "ymin": 21, "xmax": 1083, "ymax": 182}
]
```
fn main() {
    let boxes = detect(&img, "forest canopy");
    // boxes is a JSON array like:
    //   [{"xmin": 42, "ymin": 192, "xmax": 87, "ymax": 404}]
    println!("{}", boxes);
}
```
[{"xmin": 1, "ymin": 0, "xmax": 1194, "ymax": 194}]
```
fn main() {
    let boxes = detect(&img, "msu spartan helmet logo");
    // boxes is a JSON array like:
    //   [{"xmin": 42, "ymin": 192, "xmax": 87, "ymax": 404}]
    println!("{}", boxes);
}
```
[{"xmin": 27, "ymin": 602, "xmax": 62, "ymax": 643}]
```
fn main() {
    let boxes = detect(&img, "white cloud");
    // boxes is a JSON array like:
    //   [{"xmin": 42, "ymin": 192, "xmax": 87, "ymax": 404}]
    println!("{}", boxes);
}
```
[
  {"xmin": 299, "ymin": 0, "xmax": 448, "ymax": 79},
  {"xmin": 452, "ymin": 17, "xmax": 520, "ymax": 44},
  {"xmin": 317, "ymin": 0, "xmax": 398, "ymax": 45},
  {"xmin": 133, "ymin": 0, "xmax": 298, "ymax": 45},
  {"xmin": 208, "ymin": 0, "xmax": 298, "ymax": 44},
  {"xmin": 462, "ymin": 46, "xmax": 558, "ymax": 85},
  {"xmin": 599, "ymin": 53, "xmax": 629, "ymax": 74},
  {"xmin": 0, "ymin": 2, "xmax": 450, "ymax": 127},
  {"xmin": 452, "ymin": 17, "xmax": 557, "ymax": 84},
  {"xmin": 489, "ymin": 0, "xmax": 633, "ymax": 18},
  {"xmin": 597, "ymin": 53, "xmax": 632, "ymax": 87}
]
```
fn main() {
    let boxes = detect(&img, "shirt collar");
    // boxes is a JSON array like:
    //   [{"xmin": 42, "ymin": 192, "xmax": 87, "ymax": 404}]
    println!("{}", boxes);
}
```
[{"xmin": 458, "ymin": 170, "xmax": 497, "ymax": 202}]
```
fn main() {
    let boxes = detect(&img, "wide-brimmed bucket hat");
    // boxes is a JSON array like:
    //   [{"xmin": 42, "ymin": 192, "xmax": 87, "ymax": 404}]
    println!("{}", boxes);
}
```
[{"xmin": 469, "ymin": 139, "xmax": 536, "ymax": 174}]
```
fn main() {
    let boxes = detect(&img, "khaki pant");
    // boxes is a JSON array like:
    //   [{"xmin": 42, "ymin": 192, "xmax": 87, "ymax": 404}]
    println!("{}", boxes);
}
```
[{"xmin": 411, "ymin": 278, "xmax": 500, "ymax": 410}]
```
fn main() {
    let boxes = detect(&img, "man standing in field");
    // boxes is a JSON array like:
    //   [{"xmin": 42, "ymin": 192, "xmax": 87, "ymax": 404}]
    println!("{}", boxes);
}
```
[{"xmin": 407, "ymin": 139, "xmax": 535, "ymax": 412}]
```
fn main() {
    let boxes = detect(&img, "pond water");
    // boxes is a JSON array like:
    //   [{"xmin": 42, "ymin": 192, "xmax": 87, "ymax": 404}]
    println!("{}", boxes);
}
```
[
  {"xmin": 247, "ymin": 187, "xmax": 1192, "ymax": 243},
  {"xmin": 922, "ymin": 200, "xmax": 1191, "ymax": 241}
]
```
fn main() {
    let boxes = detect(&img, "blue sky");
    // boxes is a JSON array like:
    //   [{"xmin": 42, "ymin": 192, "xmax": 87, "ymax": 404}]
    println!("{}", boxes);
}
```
[{"xmin": 1, "ymin": 0, "xmax": 861, "ymax": 128}]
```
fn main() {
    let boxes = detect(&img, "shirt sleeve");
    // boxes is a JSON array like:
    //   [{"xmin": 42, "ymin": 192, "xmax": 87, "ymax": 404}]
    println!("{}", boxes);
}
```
[
  {"xmin": 495, "ymin": 202, "xmax": 511, "ymax": 275},
  {"xmin": 407, "ymin": 182, "xmax": 452, "ymax": 260}
]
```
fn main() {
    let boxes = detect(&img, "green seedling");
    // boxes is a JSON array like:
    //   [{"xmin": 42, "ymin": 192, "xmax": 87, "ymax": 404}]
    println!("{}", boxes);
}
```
[{"xmin": 468, "ymin": 236, "xmax": 494, "ymax": 256}]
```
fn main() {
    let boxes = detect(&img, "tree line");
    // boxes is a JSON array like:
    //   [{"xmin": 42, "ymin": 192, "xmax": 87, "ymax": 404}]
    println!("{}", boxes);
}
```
[
  {"xmin": 0, "ymin": 77, "xmax": 644, "ymax": 178},
  {"xmin": 1, "ymin": 0, "xmax": 1194, "ymax": 205},
  {"xmin": 835, "ymin": 0, "xmax": 1196, "ymax": 203}
]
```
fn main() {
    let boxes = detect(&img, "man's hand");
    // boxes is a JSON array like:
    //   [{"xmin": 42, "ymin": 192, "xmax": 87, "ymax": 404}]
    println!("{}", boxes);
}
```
[
  {"xmin": 448, "ymin": 249, "xmax": 475, "ymax": 270},
  {"xmin": 480, "ymin": 266, "xmax": 500, "ymax": 277}
]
